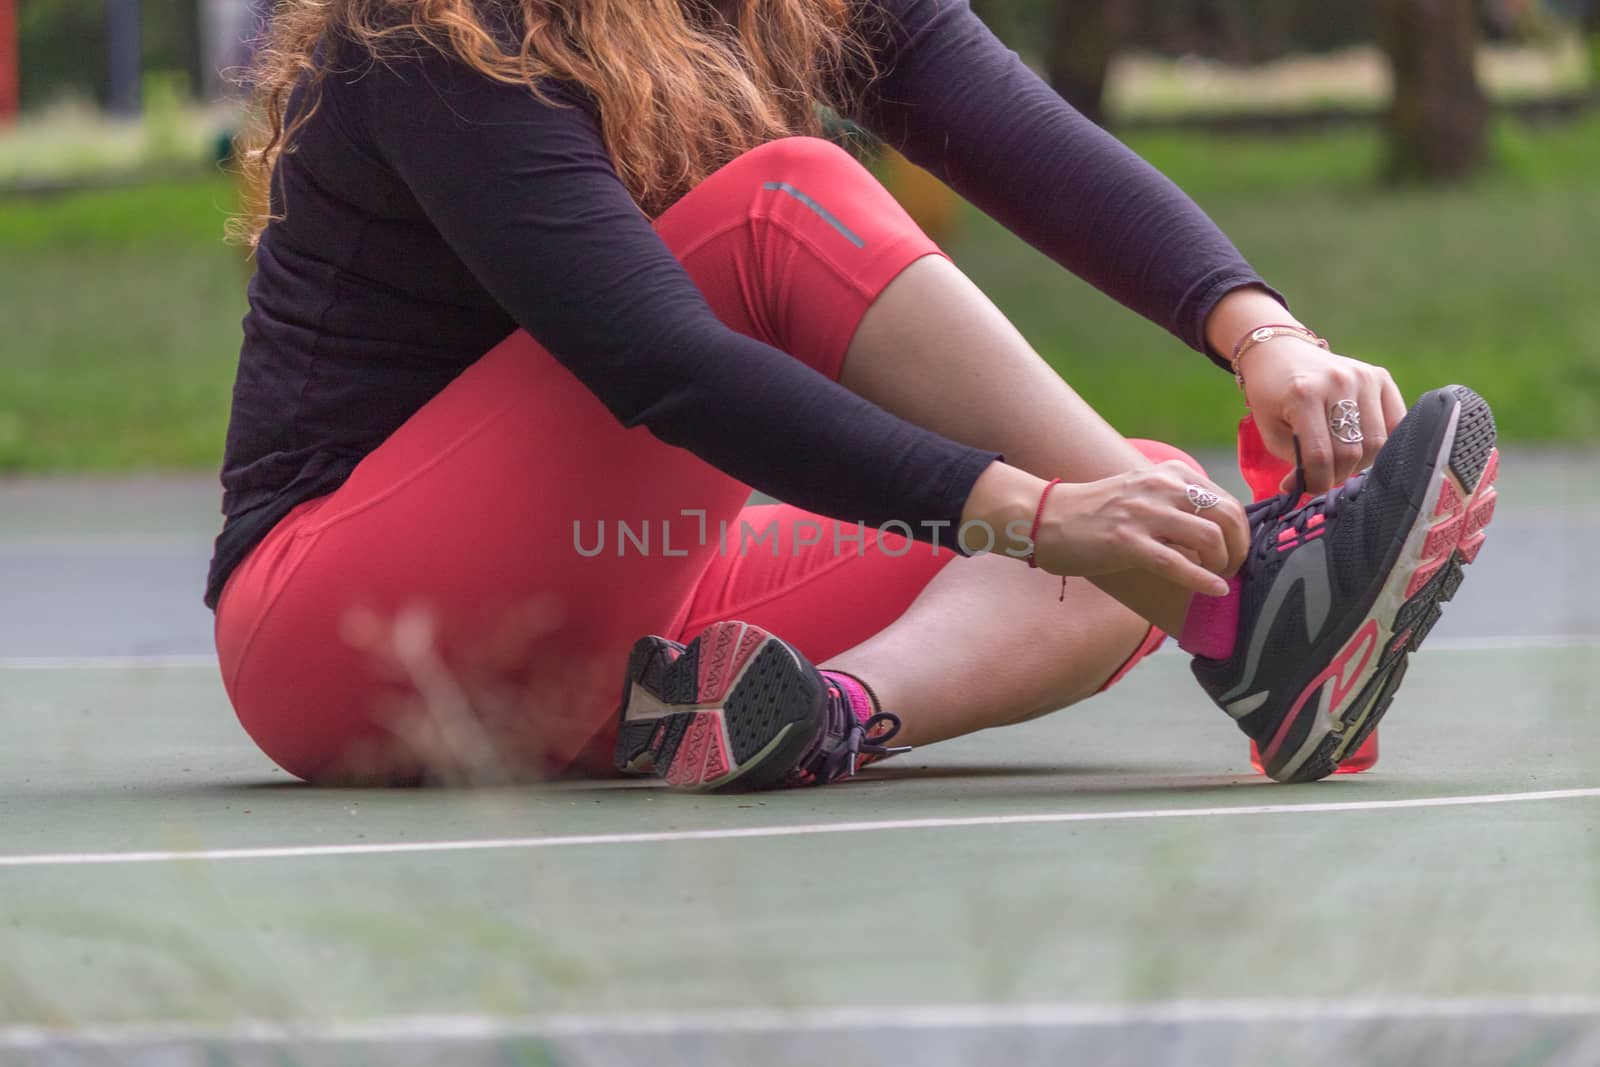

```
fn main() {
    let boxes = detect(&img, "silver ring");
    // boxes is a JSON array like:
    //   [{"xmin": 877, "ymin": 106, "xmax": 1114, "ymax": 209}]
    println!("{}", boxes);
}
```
[
  {"xmin": 1186, "ymin": 484, "xmax": 1221, "ymax": 513},
  {"xmin": 1330, "ymin": 399, "xmax": 1364, "ymax": 445}
]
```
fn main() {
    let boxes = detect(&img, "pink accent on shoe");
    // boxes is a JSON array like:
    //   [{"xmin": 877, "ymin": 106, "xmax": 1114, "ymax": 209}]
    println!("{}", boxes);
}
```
[
  {"xmin": 1456, "ymin": 532, "xmax": 1487, "ymax": 563},
  {"xmin": 1466, "ymin": 491, "xmax": 1497, "ymax": 536},
  {"xmin": 1306, "ymin": 513, "xmax": 1325, "ymax": 529},
  {"xmin": 697, "ymin": 623, "xmax": 766, "ymax": 703},
  {"xmin": 666, "ymin": 712, "xmax": 724, "ymax": 787},
  {"xmin": 1434, "ymin": 480, "xmax": 1463, "ymax": 518},
  {"xmin": 1406, "ymin": 557, "xmax": 1447, "ymax": 598},
  {"xmin": 1179, "ymin": 575, "xmax": 1243, "ymax": 660},
  {"xmin": 1277, "ymin": 528, "xmax": 1297, "ymax": 544},
  {"xmin": 819, "ymin": 670, "xmax": 875, "ymax": 726},
  {"xmin": 1262, "ymin": 618, "xmax": 1379, "ymax": 767},
  {"xmin": 1422, "ymin": 514, "xmax": 1464, "ymax": 560},
  {"xmin": 1452, "ymin": 447, "xmax": 1498, "ymax": 564},
  {"xmin": 702, "ymin": 725, "xmax": 730, "ymax": 780}
]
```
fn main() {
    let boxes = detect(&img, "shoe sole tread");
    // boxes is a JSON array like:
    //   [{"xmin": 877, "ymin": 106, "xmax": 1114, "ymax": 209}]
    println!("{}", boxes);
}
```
[{"xmin": 614, "ymin": 622, "xmax": 825, "ymax": 792}]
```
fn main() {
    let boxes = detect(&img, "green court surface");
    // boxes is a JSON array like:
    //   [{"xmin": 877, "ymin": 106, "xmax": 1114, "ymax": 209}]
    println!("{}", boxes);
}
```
[
  {"xmin": 3, "ymin": 638, "xmax": 1599, "ymax": 1065},
  {"xmin": 0, "ymin": 453, "xmax": 1596, "ymax": 1064}
]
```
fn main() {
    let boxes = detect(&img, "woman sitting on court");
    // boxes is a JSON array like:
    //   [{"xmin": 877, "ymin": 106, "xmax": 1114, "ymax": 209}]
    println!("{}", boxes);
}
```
[{"xmin": 213, "ymin": 0, "xmax": 1498, "ymax": 788}]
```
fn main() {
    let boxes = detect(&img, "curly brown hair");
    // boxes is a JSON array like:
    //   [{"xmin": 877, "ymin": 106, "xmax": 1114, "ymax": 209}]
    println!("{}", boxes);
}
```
[{"xmin": 235, "ymin": 0, "xmax": 875, "ymax": 243}]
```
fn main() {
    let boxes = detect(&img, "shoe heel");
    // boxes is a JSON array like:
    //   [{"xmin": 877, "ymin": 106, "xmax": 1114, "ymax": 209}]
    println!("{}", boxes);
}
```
[{"xmin": 617, "ymin": 622, "xmax": 827, "ymax": 791}]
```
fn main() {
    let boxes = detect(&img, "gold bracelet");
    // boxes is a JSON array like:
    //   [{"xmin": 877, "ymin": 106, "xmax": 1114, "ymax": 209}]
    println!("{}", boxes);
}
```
[{"xmin": 1230, "ymin": 324, "xmax": 1330, "ymax": 391}]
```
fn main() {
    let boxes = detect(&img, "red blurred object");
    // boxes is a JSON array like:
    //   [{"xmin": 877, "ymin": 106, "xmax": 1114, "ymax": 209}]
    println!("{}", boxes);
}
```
[
  {"xmin": 0, "ymin": 0, "xmax": 17, "ymax": 124},
  {"xmin": 1238, "ymin": 415, "xmax": 1378, "ymax": 774}
]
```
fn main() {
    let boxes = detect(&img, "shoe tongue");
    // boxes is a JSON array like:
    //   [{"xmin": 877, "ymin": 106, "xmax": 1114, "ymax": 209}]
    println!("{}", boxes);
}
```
[
  {"xmin": 787, "ymin": 672, "xmax": 875, "ymax": 787},
  {"xmin": 1237, "ymin": 415, "xmax": 1294, "ymax": 503}
]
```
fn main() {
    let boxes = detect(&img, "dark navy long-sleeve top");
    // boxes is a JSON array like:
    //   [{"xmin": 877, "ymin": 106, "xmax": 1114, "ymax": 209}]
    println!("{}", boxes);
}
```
[{"xmin": 206, "ymin": 0, "xmax": 1277, "ymax": 607}]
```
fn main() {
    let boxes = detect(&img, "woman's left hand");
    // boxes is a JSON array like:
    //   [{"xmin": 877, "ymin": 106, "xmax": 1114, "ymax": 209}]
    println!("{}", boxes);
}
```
[{"xmin": 1238, "ymin": 337, "xmax": 1408, "ymax": 495}]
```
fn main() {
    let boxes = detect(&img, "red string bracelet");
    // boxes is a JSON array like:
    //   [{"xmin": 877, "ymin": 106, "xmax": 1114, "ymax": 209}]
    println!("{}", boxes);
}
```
[{"xmin": 1027, "ymin": 478, "xmax": 1069, "ymax": 602}]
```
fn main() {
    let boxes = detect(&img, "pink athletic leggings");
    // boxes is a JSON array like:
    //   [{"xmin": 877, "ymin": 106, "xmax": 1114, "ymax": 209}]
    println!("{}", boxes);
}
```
[{"xmin": 215, "ymin": 137, "xmax": 1187, "ymax": 784}]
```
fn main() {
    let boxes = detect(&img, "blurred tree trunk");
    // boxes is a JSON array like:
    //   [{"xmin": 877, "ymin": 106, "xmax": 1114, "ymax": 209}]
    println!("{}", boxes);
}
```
[
  {"xmin": 1046, "ymin": 0, "xmax": 1123, "ymax": 126},
  {"xmin": 1382, "ymin": 0, "xmax": 1489, "ymax": 182},
  {"xmin": 1586, "ymin": 0, "xmax": 1600, "ymax": 83},
  {"xmin": 171, "ymin": 0, "xmax": 206, "ymax": 97},
  {"xmin": 106, "ymin": 0, "xmax": 142, "ymax": 117}
]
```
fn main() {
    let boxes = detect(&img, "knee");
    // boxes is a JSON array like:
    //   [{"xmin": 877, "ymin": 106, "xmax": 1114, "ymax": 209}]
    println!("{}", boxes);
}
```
[
  {"xmin": 231, "ymin": 664, "xmax": 414, "ymax": 786},
  {"xmin": 1128, "ymin": 438, "xmax": 1209, "ymax": 480},
  {"xmin": 223, "ymin": 603, "xmax": 428, "ymax": 786}
]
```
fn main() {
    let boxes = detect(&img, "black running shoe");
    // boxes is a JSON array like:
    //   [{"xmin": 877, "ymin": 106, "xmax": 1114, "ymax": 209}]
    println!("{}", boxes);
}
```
[
  {"xmin": 1191, "ymin": 384, "xmax": 1499, "ymax": 783},
  {"xmin": 612, "ymin": 620, "xmax": 908, "ymax": 791}
]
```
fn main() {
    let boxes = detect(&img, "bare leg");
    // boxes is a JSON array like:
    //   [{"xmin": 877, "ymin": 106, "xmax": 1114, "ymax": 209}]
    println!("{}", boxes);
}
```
[
  {"xmin": 842, "ymin": 256, "xmax": 1200, "ymax": 634},
  {"xmin": 832, "ymin": 559, "xmax": 1156, "ymax": 747},
  {"xmin": 826, "ymin": 256, "xmax": 1205, "ymax": 743}
]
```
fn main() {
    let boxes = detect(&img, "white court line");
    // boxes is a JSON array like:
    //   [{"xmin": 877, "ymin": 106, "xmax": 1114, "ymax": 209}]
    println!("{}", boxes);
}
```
[
  {"xmin": 3, "ymin": 996, "xmax": 1600, "ymax": 1047},
  {"xmin": 3, "ymin": 635, "xmax": 1596, "ymax": 672},
  {"xmin": 1, "ymin": 786, "xmax": 1597, "ymax": 870}
]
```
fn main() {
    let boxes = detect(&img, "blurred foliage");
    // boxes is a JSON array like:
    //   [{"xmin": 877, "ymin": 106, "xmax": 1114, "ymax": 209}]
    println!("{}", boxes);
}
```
[
  {"xmin": 15, "ymin": 1, "xmax": 1596, "ymax": 115},
  {"xmin": 17, "ymin": 0, "xmax": 202, "ymax": 111},
  {"xmin": 140, "ymin": 71, "xmax": 192, "ymax": 164},
  {"xmin": 1588, "ymin": 1, "xmax": 1600, "ymax": 77},
  {"xmin": 1, "ymin": 112, "xmax": 1597, "ymax": 471},
  {"xmin": 1383, "ymin": 0, "xmax": 1491, "ymax": 182},
  {"xmin": 2, "ymin": 0, "xmax": 1595, "ymax": 470},
  {"xmin": 0, "ymin": 176, "xmax": 242, "ymax": 472},
  {"xmin": 957, "ymin": 112, "xmax": 1600, "ymax": 447},
  {"xmin": 975, "ymin": 0, "xmax": 1590, "ymax": 62},
  {"xmin": 975, "ymin": 0, "xmax": 1440, "ymax": 64}
]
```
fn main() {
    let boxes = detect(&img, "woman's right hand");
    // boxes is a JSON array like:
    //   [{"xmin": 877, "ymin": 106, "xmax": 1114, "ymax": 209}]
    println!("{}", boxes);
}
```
[
  {"xmin": 1033, "ymin": 463, "xmax": 1249, "ymax": 597},
  {"xmin": 965, "ymin": 460, "xmax": 1248, "ymax": 597},
  {"xmin": 960, "ymin": 457, "xmax": 1248, "ymax": 598}
]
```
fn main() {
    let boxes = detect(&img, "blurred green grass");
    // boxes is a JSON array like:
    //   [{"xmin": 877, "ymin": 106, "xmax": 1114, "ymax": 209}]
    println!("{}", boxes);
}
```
[
  {"xmin": 0, "ymin": 176, "xmax": 243, "ymax": 472},
  {"xmin": 947, "ymin": 116, "xmax": 1600, "ymax": 446},
  {"xmin": 0, "ymin": 115, "xmax": 1596, "ymax": 472}
]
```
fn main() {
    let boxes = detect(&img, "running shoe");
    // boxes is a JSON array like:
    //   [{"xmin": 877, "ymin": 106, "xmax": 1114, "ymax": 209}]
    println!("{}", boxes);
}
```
[
  {"xmin": 1191, "ymin": 384, "xmax": 1499, "ymax": 783},
  {"xmin": 612, "ymin": 620, "xmax": 908, "ymax": 791}
]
